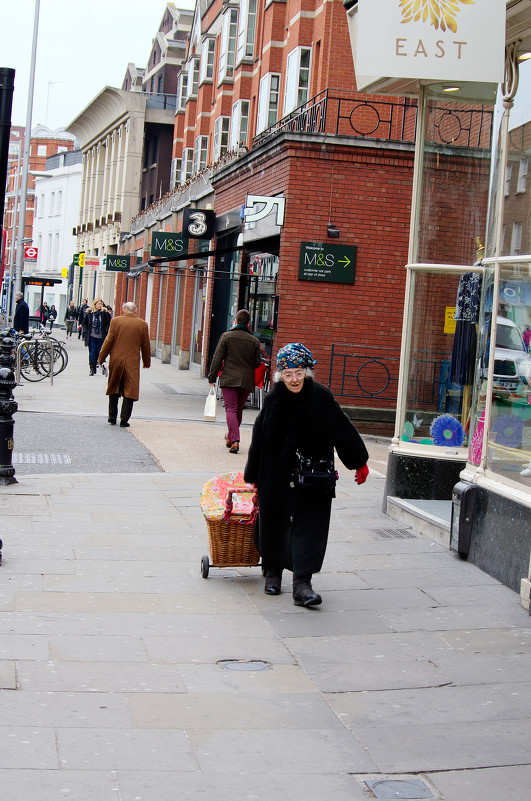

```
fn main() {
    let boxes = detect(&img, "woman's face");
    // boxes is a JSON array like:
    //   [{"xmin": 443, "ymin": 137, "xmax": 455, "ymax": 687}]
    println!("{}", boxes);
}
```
[
  {"xmin": 281, "ymin": 368, "xmax": 306, "ymax": 393},
  {"xmin": 95, "ymin": 300, "xmax": 103, "ymax": 310}
]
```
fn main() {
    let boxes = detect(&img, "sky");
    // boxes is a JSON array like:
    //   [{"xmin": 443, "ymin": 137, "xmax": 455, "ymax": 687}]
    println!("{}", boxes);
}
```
[{"xmin": 1, "ymin": 0, "xmax": 195, "ymax": 133}]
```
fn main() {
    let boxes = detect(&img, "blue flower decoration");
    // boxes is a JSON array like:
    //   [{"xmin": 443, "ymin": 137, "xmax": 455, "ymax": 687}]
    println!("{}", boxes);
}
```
[
  {"xmin": 430, "ymin": 414, "xmax": 465, "ymax": 447},
  {"xmin": 491, "ymin": 414, "xmax": 523, "ymax": 448}
]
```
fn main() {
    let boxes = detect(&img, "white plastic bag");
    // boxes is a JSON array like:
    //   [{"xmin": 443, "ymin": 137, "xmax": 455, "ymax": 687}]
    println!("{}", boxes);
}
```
[{"xmin": 204, "ymin": 386, "xmax": 217, "ymax": 421}]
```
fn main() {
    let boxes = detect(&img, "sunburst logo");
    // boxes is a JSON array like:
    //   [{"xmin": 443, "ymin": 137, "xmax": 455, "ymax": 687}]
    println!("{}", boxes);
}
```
[{"xmin": 398, "ymin": 0, "xmax": 475, "ymax": 33}]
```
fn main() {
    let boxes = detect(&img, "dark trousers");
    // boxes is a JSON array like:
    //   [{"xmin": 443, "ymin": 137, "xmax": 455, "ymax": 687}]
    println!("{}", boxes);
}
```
[
  {"xmin": 222, "ymin": 386, "xmax": 249, "ymax": 444},
  {"xmin": 108, "ymin": 394, "xmax": 134, "ymax": 425}
]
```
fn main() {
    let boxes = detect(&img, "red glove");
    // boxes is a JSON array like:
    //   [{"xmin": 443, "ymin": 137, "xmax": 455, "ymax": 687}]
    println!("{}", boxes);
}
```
[{"xmin": 355, "ymin": 464, "xmax": 369, "ymax": 485}]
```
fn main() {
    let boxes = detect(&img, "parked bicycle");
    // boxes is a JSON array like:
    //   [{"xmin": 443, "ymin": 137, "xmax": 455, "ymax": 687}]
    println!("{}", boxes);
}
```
[{"xmin": 12, "ymin": 327, "xmax": 68, "ymax": 382}]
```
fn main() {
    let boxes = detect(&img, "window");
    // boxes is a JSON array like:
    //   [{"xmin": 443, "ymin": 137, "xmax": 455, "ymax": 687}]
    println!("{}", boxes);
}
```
[
  {"xmin": 200, "ymin": 37, "xmax": 216, "ymax": 82},
  {"xmin": 213, "ymin": 117, "xmax": 230, "ymax": 160},
  {"xmin": 47, "ymin": 233, "xmax": 52, "ymax": 256},
  {"xmin": 230, "ymin": 100, "xmax": 250, "ymax": 149},
  {"xmin": 193, "ymin": 135, "xmax": 209, "ymax": 174},
  {"xmin": 257, "ymin": 73, "xmax": 280, "ymax": 134},
  {"xmin": 510, "ymin": 221, "xmax": 522, "ymax": 254},
  {"xmin": 284, "ymin": 46, "xmax": 312, "ymax": 115},
  {"xmin": 170, "ymin": 157, "xmax": 180, "ymax": 189},
  {"xmin": 517, "ymin": 159, "xmax": 528, "ymax": 193},
  {"xmin": 38, "ymin": 194, "xmax": 44, "ymax": 218},
  {"xmin": 177, "ymin": 73, "xmax": 188, "ymax": 109},
  {"xmin": 37, "ymin": 145, "xmax": 47, "ymax": 157},
  {"xmin": 55, "ymin": 233, "xmax": 60, "ymax": 254},
  {"xmin": 56, "ymin": 190, "xmax": 62, "ymax": 215},
  {"xmin": 504, "ymin": 163, "xmax": 512, "ymax": 195},
  {"xmin": 236, "ymin": 0, "xmax": 257, "ymax": 62},
  {"xmin": 157, "ymin": 74, "xmax": 163, "ymax": 94},
  {"xmin": 186, "ymin": 57, "xmax": 200, "ymax": 98},
  {"xmin": 218, "ymin": 8, "xmax": 238, "ymax": 82},
  {"xmin": 180, "ymin": 148, "xmax": 193, "ymax": 184},
  {"xmin": 49, "ymin": 192, "xmax": 55, "ymax": 216}
]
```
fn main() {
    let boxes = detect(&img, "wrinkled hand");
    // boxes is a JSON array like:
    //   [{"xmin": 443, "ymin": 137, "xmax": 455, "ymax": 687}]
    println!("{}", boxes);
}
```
[{"xmin": 355, "ymin": 464, "xmax": 369, "ymax": 485}]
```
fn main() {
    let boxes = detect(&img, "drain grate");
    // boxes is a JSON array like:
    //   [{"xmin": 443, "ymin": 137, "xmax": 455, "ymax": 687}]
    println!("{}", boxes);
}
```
[
  {"xmin": 365, "ymin": 778, "xmax": 433, "ymax": 799},
  {"xmin": 371, "ymin": 528, "xmax": 417, "ymax": 539},
  {"xmin": 13, "ymin": 453, "xmax": 71, "ymax": 465}
]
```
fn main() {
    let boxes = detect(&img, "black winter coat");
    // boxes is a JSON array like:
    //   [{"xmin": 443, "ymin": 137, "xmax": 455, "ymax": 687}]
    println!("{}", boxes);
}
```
[{"xmin": 244, "ymin": 378, "xmax": 368, "ymax": 576}]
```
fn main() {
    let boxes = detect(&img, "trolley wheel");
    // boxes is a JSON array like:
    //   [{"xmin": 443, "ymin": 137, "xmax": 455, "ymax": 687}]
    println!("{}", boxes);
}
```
[{"xmin": 201, "ymin": 555, "xmax": 210, "ymax": 578}]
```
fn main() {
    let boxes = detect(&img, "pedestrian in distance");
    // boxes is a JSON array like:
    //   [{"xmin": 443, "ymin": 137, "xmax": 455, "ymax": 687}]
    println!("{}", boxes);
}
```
[
  {"xmin": 82, "ymin": 298, "xmax": 111, "ymax": 376},
  {"xmin": 244, "ymin": 343, "xmax": 369, "ymax": 608},
  {"xmin": 40, "ymin": 302, "xmax": 49, "ymax": 325},
  {"xmin": 77, "ymin": 298, "xmax": 89, "ymax": 339},
  {"xmin": 207, "ymin": 308, "xmax": 261, "ymax": 454},
  {"xmin": 98, "ymin": 301, "xmax": 151, "ymax": 427},
  {"xmin": 12, "ymin": 292, "xmax": 29, "ymax": 334},
  {"xmin": 48, "ymin": 304, "xmax": 57, "ymax": 332},
  {"xmin": 64, "ymin": 301, "xmax": 78, "ymax": 339}
]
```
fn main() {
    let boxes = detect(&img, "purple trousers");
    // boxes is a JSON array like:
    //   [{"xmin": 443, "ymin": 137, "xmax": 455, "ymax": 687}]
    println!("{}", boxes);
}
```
[{"xmin": 222, "ymin": 387, "xmax": 249, "ymax": 444}]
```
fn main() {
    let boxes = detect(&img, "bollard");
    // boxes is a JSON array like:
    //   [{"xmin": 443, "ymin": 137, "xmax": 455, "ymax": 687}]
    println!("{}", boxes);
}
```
[{"xmin": 0, "ymin": 336, "xmax": 18, "ymax": 486}]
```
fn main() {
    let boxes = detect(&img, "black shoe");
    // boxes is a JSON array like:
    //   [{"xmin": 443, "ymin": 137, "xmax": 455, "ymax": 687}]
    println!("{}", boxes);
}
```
[
  {"xmin": 120, "ymin": 421, "xmax": 130, "ymax": 427},
  {"xmin": 89, "ymin": 367, "xmax": 96, "ymax": 375},
  {"xmin": 264, "ymin": 571, "xmax": 282, "ymax": 595},
  {"xmin": 108, "ymin": 418, "xmax": 116, "ymax": 425},
  {"xmin": 293, "ymin": 582, "xmax": 322, "ymax": 607}
]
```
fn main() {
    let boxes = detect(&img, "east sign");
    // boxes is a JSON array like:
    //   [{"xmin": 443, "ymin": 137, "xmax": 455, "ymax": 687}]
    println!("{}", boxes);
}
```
[{"xmin": 354, "ymin": 0, "xmax": 505, "ymax": 84}]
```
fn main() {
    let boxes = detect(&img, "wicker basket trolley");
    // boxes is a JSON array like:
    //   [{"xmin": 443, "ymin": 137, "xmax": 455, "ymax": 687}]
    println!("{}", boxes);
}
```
[{"xmin": 200, "ymin": 471, "xmax": 261, "ymax": 578}]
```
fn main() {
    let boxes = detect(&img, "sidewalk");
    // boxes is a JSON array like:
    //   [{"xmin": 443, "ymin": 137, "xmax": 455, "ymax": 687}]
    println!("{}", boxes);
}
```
[{"xmin": 0, "ymin": 338, "xmax": 530, "ymax": 800}]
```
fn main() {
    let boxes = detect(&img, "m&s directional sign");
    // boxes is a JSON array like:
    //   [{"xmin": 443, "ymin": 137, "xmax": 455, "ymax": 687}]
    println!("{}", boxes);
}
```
[{"xmin": 298, "ymin": 242, "xmax": 357, "ymax": 284}]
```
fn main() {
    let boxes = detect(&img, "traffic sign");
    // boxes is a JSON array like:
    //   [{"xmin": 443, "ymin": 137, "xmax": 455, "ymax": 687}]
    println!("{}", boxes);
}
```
[
  {"xmin": 24, "ymin": 246, "xmax": 38, "ymax": 262},
  {"xmin": 298, "ymin": 242, "xmax": 357, "ymax": 284}
]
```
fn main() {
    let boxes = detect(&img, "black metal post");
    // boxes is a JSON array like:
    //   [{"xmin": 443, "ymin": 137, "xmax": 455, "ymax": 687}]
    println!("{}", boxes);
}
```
[
  {"xmin": 0, "ymin": 68, "xmax": 16, "ymax": 271},
  {"xmin": 0, "ymin": 336, "xmax": 18, "ymax": 486}
]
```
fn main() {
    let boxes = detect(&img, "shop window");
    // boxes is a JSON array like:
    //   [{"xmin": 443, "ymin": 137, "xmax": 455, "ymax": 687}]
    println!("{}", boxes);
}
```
[
  {"xmin": 256, "ymin": 74, "xmax": 280, "ymax": 134},
  {"xmin": 284, "ymin": 47, "xmax": 311, "ymax": 115},
  {"xmin": 200, "ymin": 37, "xmax": 216, "ymax": 83},
  {"xmin": 230, "ymin": 100, "xmax": 250, "ymax": 149},
  {"xmin": 218, "ymin": 7, "xmax": 238, "ymax": 82},
  {"xmin": 236, "ymin": 0, "xmax": 257, "ymax": 62},
  {"xmin": 517, "ymin": 159, "xmax": 528, "ymax": 193},
  {"xmin": 213, "ymin": 117, "xmax": 230, "ymax": 161}
]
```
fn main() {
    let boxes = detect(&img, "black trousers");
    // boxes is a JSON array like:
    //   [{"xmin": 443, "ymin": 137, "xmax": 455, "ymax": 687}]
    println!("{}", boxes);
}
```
[{"xmin": 108, "ymin": 394, "xmax": 134, "ymax": 424}]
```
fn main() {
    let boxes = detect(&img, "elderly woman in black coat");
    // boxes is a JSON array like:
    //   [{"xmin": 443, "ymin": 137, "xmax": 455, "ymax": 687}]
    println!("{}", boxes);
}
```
[{"xmin": 244, "ymin": 343, "xmax": 369, "ymax": 608}]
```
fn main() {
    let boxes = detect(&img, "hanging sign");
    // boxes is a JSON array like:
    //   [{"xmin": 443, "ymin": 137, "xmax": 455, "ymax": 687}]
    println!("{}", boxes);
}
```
[
  {"xmin": 298, "ymin": 242, "xmax": 357, "ymax": 284},
  {"xmin": 355, "ymin": 0, "xmax": 505, "ymax": 85},
  {"xmin": 182, "ymin": 208, "xmax": 216, "ymax": 240},
  {"xmin": 151, "ymin": 232, "xmax": 188, "ymax": 258},
  {"xmin": 106, "ymin": 254, "xmax": 130, "ymax": 272},
  {"xmin": 24, "ymin": 246, "xmax": 38, "ymax": 262},
  {"xmin": 84, "ymin": 256, "xmax": 100, "ymax": 271}
]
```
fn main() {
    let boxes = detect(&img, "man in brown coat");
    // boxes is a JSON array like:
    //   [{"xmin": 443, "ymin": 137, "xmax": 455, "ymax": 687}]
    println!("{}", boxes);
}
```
[
  {"xmin": 208, "ymin": 309, "xmax": 261, "ymax": 453},
  {"xmin": 98, "ymin": 301, "xmax": 151, "ymax": 427}
]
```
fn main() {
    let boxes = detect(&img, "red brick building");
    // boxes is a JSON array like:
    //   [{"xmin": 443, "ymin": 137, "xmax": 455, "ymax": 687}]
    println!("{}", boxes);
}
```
[{"xmin": 117, "ymin": 0, "xmax": 492, "ymax": 425}]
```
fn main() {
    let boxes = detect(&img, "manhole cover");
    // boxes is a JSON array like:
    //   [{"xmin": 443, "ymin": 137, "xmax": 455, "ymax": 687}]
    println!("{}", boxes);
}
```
[
  {"xmin": 365, "ymin": 779, "xmax": 433, "ymax": 799},
  {"xmin": 218, "ymin": 659, "xmax": 270, "ymax": 671}
]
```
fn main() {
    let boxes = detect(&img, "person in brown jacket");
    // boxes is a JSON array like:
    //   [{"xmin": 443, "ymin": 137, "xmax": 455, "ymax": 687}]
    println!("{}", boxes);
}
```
[
  {"xmin": 98, "ymin": 301, "xmax": 151, "ymax": 427},
  {"xmin": 208, "ymin": 309, "xmax": 261, "ymax": 453}
]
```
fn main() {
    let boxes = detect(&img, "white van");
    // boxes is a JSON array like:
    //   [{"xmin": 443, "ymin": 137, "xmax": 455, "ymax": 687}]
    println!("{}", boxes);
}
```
[{"xmin": 493, "ymin": 316, "xmax": 531, "ymax": 391}]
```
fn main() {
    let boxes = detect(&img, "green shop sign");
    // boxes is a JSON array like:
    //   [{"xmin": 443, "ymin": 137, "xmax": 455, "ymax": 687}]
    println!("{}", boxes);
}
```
[
  {"xmin": 151, "ymin": 231, "xmax": 188, "ymax": 258},
  {"xmin": 298, "ymin": 242, "xmax": 357, "ymax": 284},
  {"xmin": 106, "ymin": 254, "xmax": 130, "ymax": 272}
]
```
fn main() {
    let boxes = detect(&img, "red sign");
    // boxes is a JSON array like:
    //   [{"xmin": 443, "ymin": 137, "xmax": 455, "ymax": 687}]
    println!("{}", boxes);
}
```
[{"xmin": 24, "ymin": 246, "xmax": 38, "ymax": 261}]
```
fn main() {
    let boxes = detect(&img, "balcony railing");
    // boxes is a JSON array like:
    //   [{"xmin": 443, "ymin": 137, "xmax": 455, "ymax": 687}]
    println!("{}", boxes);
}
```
[{"xmin": 253, "ymin": 92, "xmax": 493, "ymax": 150}]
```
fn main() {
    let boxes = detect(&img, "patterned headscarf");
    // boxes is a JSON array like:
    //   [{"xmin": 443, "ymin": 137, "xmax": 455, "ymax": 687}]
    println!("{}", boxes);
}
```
[{"xmin": 276, "ymin": 343, "xmax": 316, "ymax": 371}]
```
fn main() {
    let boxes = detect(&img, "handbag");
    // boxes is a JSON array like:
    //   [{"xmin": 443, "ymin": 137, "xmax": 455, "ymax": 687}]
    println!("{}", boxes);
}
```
[
  {"xmin": 291, "ymin": 451, "xmax": 338, "ymax": 494},
  {"xmin": 204, "ymin": 386, "xmax": 217, "ymax": 421}
]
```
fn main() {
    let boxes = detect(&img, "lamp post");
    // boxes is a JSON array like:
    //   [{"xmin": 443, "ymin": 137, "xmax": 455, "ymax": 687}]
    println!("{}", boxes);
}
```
[
  {"xmin": 0, "ymin": 67, "xmax": 16, "ymax": 304},
  {"xmin": 14, "ymin": 0, "xmax": 40, "ymax": 301}
]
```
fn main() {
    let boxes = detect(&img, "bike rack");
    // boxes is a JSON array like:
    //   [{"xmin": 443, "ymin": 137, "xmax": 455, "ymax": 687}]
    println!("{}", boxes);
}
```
[{"xmin": 15, "ymin": 336, "xmax": 55, "ymax": 385}]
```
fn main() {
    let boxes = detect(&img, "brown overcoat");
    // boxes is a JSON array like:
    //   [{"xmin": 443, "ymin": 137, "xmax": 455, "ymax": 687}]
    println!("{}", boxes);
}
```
[
  {"xmin": 207, "ymin": 326, "xmax": 261, "ymax": 392},
  {"xmin": 98, "ymin": 312, "xmax": 151, "ymax": 401}
]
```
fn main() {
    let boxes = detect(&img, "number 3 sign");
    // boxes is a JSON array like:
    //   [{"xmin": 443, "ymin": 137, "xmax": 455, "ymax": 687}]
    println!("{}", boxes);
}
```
[{"xmin": 182, "ymin": 207, "xmax": 216, "ymax": 240}]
